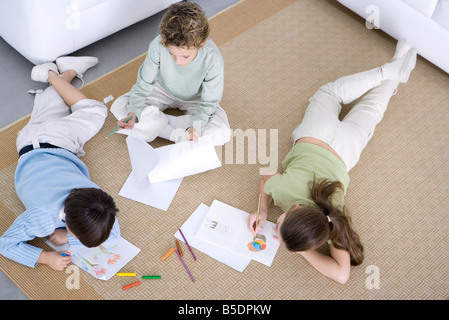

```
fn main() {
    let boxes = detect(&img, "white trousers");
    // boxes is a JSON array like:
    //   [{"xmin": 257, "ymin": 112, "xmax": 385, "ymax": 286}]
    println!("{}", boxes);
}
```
[
  {"xmin": 110, "ymin": 81, "xmax": 231, "ymax": 146},
  {"xmin": 17, "ymin": 86, "xmax": 107, "ymax": 157},
  {"xmin": 292, "ymin": 68, "xmax": 399, "ymax": 171}
]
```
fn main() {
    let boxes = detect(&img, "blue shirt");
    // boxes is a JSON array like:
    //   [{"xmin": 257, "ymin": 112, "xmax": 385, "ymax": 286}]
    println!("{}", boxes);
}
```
[{"xmin": 0, "ymin": 148, "xmax": 120, "ymax": 268}]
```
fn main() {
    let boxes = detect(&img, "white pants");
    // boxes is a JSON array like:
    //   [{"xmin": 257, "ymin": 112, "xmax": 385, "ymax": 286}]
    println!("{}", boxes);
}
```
[
  {"xmin": 17, "ymin": 86, "xmax": 107, "ymax": 157},
  {"xmin": 110, "ymin": 81, "xmax": 231, "ymax": 146},
  {"xmin": 292, "ymin": 68, "xmax": 399, "ymax": 171}
]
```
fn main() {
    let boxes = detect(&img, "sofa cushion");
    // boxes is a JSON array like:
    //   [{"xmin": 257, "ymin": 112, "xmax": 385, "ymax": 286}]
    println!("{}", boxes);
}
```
[
  {"xmin": 433, "ymin": 0, "xmax": 449, "ymax": 30},
  {"xmin": 403, "ymin": 0, "xmax": 440, "ymax": 17}
]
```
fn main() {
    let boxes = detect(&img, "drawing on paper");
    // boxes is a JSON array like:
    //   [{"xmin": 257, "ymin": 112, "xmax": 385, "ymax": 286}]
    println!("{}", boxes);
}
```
[
  {"xmin": 247, "ymin": 234, "xmax": 267, "ymax": 252},
  {"xmin": 204, "ymin": 218, "xmax": 233, "ymax": 235},
  {"xmin": 46, "ymin": 237, "xmax": 140, "ymax": 281},
  {"xmin": 90, "ymin": 244, "xmax": 121, "ymax": 265}
]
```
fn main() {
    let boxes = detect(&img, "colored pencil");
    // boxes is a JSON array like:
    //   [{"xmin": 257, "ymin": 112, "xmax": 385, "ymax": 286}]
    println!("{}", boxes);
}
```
[
  {"xmin": 116, "ymin": 273, "xmax": 136, "ymax": 277},
  {"xmin": 175, "ymin": 239, "xmax": 183, "ymax": 257},
  {"xmin": 122, "ymin": 281, "xmax": 141, "ymax": 290},
  {"xmin": 161, "ymin": 247, "xmax": 175, "ymax": 261},
  {"xmin": 175, "ymin": 249, "xmax": 195, "ymax": 282},
  {"xmin": 253, "ymin": 193, "xmax": 262, "ymax": 240},
  {"xmin": 105, "ymin": 115, "xmax": 132, "ymax": 139},
  {"xmin": 178, "ymin": 228, "xmax": 197, "ymax": 261}
]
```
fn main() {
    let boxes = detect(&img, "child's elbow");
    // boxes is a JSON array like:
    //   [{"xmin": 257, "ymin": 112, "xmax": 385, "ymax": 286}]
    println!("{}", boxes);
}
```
[{"xmin": 333, "ymin": 270, "xmax": 350, "ymax": 284}]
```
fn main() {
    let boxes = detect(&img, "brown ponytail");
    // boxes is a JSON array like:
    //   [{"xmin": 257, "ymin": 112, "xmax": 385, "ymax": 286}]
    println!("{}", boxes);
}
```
[{"xmin": 280, "ymin": 177, "xmax": 364, "ymax": 265}]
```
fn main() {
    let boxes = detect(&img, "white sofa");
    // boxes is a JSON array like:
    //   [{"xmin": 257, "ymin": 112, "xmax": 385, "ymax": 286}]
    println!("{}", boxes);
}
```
[
  {"xmin": 0, "ymin": 0, "xmax": 178, "ymax": 65},
  {"xmin": 337, "ymin": 0, "xmax": 449, "ymax": 74}
]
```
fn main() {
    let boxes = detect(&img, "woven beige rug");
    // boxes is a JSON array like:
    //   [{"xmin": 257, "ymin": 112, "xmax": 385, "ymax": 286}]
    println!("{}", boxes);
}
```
[{"xmin": 1, "ymin": 0, "xmax": 448, "ymax": 300}]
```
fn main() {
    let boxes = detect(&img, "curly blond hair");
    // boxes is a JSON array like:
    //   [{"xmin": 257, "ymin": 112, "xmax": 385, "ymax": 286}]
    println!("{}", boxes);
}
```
[{"xmin": 159, "ymin": 1, "xmax": 210, "ymax": 49}]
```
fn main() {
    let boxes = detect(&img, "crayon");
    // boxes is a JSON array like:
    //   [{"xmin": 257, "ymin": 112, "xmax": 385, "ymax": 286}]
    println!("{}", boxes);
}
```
[
  {"xmin": 142, "ymin": 275, "xmax": 161, "ymax": 279},
  {"xmin": 161, "ymin": 247, "xmax": 175, "ymax": 261},
  {"xmin": 116, "ymin": 273, "xmax": 136, "ymax": 277},
  {"xmin": 61, "ymin": 253, "xmax": 70, "ymax": 257},
  {"xmin": 122, "ymin": 281, "xmax": 141, "ymax": 290}
]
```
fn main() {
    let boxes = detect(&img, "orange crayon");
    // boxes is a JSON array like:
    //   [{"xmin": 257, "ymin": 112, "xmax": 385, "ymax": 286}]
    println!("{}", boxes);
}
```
[
  {"xmin": 122, "ymin": 281, "xmax": 141, "ymax": 290},
  {"xmin": 161, "ymin": 247, "xmax": 175, "ymax": 261}
]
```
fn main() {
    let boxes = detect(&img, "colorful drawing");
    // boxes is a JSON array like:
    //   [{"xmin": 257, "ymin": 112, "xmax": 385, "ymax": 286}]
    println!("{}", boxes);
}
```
[
  {"xmin": 247, "ymin": 234, "xmax": 267, "ymax": 252},
  {"xmin": 46, "ymin": 237, "xmax": 140, "ymax": 280},
  {"xmin": 93, "ymin": 266, "xmax": 107, "ymax": 277},
  {"xmin": 107, "ymin": 254, "xmax": 121, "ymax": 265}
]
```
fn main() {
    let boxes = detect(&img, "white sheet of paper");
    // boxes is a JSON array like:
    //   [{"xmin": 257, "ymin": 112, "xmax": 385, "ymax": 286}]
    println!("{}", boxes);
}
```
[
  {"xmin": 233, "ymin": 217, "xmax": 280, "ymax": 267},
  {"xmin": 125, "ymin": 135, "xmax": 159, "ymax": 182},
  {"xmin": 120, "ymin": 131, "xmax": 221, "ymax": 183},
  {"xmin": 148, "ymin": 136, "xmax": 221, "ymax": 183},
  {"xmin": 194, "ymin": 200, "xmax": 245, "ymax": 251},
  {"xmin": 174, "ymin": 203, "xmax": 251, "ymax": 272},
  {"xmin": 46, "ymin": 237, "xmax": 140, "ymax": 280},
  {"xmin": 194, "ymin": 200, "xmax": 281, "ymax": 267},
  {"xmin": 119, "ymin": 170, "xmax": 182, "ymax": 211}
]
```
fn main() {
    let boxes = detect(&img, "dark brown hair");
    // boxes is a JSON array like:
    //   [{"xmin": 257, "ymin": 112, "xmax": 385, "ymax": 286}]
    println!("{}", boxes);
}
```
[
  {"xmin": 64, "ymin": 188, "xmax": 118, "ymax": 248},
  {"xmin": 159, "ymin": 1, "xmax": 210, "ymax": 48},
  {"xmin": 280, "ymin": 177, "xmax": 364, "ymax": 265}
]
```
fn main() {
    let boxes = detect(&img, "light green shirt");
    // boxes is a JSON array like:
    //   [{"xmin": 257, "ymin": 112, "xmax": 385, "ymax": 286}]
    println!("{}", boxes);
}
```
[
  {"xmin": 264, "ymin": 143, "xmax": 349, "ymax": 212},
  {"xmin": 127, "ymin": 35, "xmax": 224, "ymax": 128}
]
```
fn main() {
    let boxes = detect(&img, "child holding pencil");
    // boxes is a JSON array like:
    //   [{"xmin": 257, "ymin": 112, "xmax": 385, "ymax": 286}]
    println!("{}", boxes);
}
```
[
  {"xmin": 0, "ymin": 57, "xmax": 121, "ymax": 271},
  {"xmin": 111, "ymin": 1, "xmax": 231, "ymax": 145},
  {"xmin": 248, "ymin": 40, "xmax": 417, "ymax": 284}
]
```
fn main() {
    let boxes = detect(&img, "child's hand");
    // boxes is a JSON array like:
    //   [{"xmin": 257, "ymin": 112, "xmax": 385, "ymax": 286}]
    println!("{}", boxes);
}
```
[
  {"xmin": 38, "ymin": 251, "xmax": 71, "ymax": 271},
  {"xmin": 186, "ymin": 127, "xmax": 200, "ymax": 143},
  {"xmin": 118, "ymin": 113, "xmax": 136, "ymax": 129},
  {"xmin": 247, "ymin": 211, "xmax": 267, "ymax": 235},
  {"xmin": 49, "ymin": 229, "xmax": 68, "ymax": 246}
]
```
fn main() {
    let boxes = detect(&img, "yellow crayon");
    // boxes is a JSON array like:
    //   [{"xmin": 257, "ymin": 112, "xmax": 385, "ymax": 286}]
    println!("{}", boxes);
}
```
[{"xmin": 116, "ymin": 273, "xmax": 137, "ymax": 277}]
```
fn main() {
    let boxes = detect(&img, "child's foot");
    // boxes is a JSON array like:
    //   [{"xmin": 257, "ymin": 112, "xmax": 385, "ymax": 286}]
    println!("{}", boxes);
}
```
[
  {"xmin": 55, "ymin": 56, "xmax": 99, "ymax": 85},
  {"xmin": 380, "ymin": 48, "xmax": 417, "ymax": 83},
  {"xmin": 30, "ymin": 62, "xmax": 59, "ymax": 83},
  {"xmin": 392, "ymin": 39, "xmax": 411, "ymax": 61}
]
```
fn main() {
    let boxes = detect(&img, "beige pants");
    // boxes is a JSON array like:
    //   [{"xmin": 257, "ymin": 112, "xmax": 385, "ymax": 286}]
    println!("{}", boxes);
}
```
[
  {"xmin": 111, "ymin": 81, "xmax": 231, "ymax": 146},
  {"xmin": 292, "ymin": 68, "xmax": 399, "ymax": 171},
  {"xmin": 17, "ymin": 86, "xmax": 107, "ymax": 157}
]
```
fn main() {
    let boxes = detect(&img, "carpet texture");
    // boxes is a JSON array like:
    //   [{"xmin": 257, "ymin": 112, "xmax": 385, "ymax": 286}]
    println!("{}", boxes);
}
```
[{"xmin": 0, "ymin": 0, "xmax": 448, "ymax": 300}]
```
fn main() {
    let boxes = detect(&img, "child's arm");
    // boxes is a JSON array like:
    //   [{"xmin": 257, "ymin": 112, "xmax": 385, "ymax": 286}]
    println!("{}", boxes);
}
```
[
  {"xmin": 37, "ymin": 251, "xmax": 71, "ymax": 271},
  {"xmin": 0, "ymin": 209, "xmax": 55, "ymax": 268},
  {"xmin": 298, "ymin": 245, "xmax": 351, "ymax": 284},
  {"xmin": 127, "ymin": 38, "xmax": 160, "ymax": 123},
  {"xmin": 247, "ymin": 174, "xmax": 277, "ymax": 234},
  {"xmin": 187, "ymin": 61, "xmax": 224, "ymax": 132}
]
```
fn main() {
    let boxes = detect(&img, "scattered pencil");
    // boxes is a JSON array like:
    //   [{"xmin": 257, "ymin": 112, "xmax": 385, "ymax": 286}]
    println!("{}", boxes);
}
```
[
  {"xmin": 116, "ymin": 273, "xmax": 136, "ymax": 277},
  {"xmin": 105, "ymin": 115, "xmax": 132, "ymax": 139},
  {"xmin": 253, "ymin": 193, "xmax": 262, "ymax": 240},
  {"xmin": 122, "ymin": 280, "xmax": 141, "ymax": 290},
  {"xmin": 179, "ymin": 228, "xmax": 197, "ymax": 261},
  {"xmin": 175, "ymin": 249, "xmax": 195, "ymax": 282},
  {"xmin": 176, "ymin": 239, "xmax": 183, "ymax": 257},
  {"xmin": 161, "ymin": 247, "xmax": 175, "ymax": 261}
]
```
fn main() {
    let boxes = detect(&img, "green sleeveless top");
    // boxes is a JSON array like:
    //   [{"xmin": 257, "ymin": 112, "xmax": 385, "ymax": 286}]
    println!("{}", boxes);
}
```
[{"xmin": 264, "ymin": 143, "xmax": 349, "ymax": 212}]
